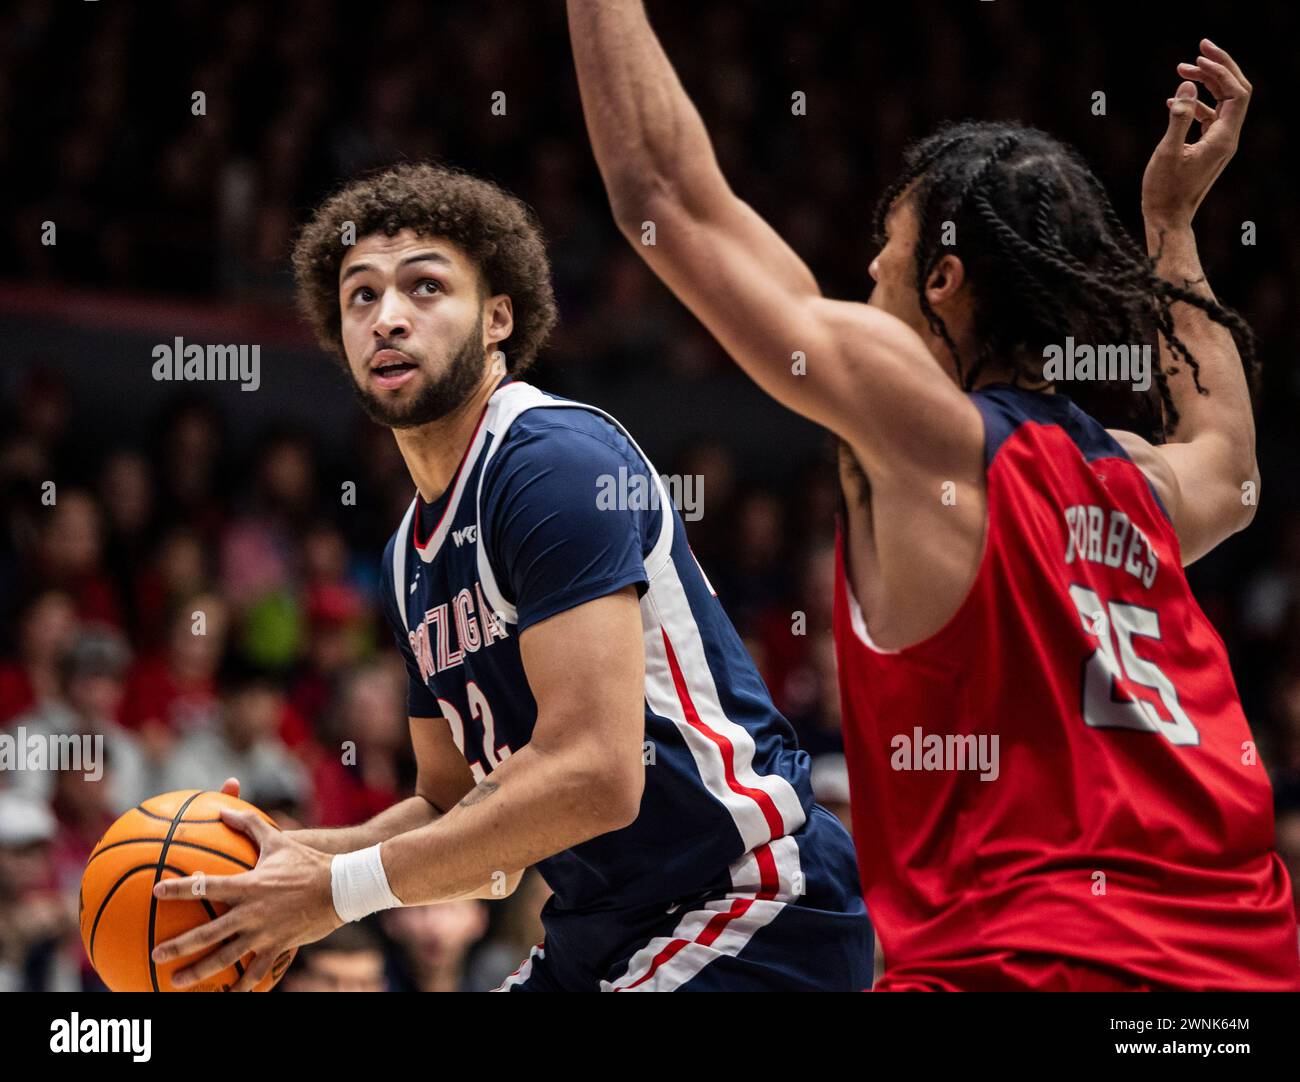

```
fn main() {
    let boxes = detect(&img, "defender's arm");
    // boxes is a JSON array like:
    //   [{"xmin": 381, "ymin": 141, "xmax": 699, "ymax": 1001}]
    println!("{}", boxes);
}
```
[
  {"xmin": 566, "ymin": 0, "xmax": 981, "ymax": 475},
  {"xmin": 1132, "ymin": 40, "xmax": 1258, "ymax": 563}
]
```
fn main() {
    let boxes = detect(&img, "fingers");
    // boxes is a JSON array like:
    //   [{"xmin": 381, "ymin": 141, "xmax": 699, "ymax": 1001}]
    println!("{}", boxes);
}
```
[
  {"xmin": 151, "ymin": 909, "xmax": 240, "ymax": 965},
  {"xmin": 1200, "ymin": 38, "xmax": 1251, "ymax": 92},
  {"xmin": 1176, "ymin": 42, "xmax": 1250, "ymax": 131},
  {"xmin": 220, "ymin": 806, "xmax": 275, "ymax": 847},
  {"xmin": 230, "ymin": 953, "xmax": 274, "ymax": 992},
  {"xmin": 1159, "ymin": 80, "xmax": 1200, "ymax": 148},
  {"xmin": 170, "ymin": 937, "xmax": 253, "ymax": 989},
  {"xmin": 1177, "ymin": 56, "xmax": 1245, "ymax": 102},
  {"xmin": 153, "ymin": 870, "xmax": 246, "ymax": 902},
  {"xmin": 220, "ymin": 777, "xmax": 241, "ymax": 798},
  {"xmin": 1165, "ymin": 95, "xmax": 1216, "ymax": 125}
]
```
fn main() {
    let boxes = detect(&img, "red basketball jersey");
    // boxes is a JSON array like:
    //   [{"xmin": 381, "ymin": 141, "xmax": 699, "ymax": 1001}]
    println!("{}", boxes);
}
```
[{"xmin": 832, "ymin": 385, "xmax": 1300, "ymax": 991}]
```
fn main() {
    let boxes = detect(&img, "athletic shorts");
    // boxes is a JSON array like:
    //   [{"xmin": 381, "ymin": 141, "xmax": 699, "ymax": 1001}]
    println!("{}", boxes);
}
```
[{"xmin": 497, "ymin": 804, "xmax": 874, "ymax": 992}]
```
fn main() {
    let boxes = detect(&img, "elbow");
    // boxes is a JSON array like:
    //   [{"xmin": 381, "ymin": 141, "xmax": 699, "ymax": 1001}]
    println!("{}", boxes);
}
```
[
  {"xmin": 1233, "ymin": 464, "xmax": 1261, "ymax": 532},
  {"xmin": 1213, "ymin": 462, "xmax": 1260, "ymax": 538},
  {"xmin": 494, "ymin": 870, "xmax": 524, "ymax": 899},
  {"xmin": 608, "ymin": 184, "xmax": 655, "ymax": 242},
  {"xmin": 571, "ymin": 752, "xmax": 644, "ymax": 835},
  {"xmin": 591, "ymin": 759, "xmax": 645, "ymax": 833},
  {"xmin": 605, "ymin": 174, "xmax": 682, "ymax": 244}
]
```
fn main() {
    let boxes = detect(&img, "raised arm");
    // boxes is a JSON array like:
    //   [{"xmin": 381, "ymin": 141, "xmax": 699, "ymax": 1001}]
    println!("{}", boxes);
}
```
[
  {"xmin": 1131, "ymin": 39, "xmax": 1258, "ymax": 563},
  {"xmin": 565, "ymin": 0, "xmax": 978, "ymax": 474}
]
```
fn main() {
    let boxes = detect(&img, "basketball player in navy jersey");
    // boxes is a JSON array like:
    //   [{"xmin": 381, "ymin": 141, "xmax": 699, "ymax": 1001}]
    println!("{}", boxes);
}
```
[{"xmin": 148, "ymin": 164, "xmax": 872, "ymax": 991}]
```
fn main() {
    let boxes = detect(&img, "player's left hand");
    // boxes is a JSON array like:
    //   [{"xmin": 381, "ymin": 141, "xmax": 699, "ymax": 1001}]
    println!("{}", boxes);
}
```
[
  {"xmin": 150, "ymin": 807, "xmax": 343, "ymax": 991},
  {"xmin": 1141, "ymin": 38, "xmax": 1251, "ymax": 229}
]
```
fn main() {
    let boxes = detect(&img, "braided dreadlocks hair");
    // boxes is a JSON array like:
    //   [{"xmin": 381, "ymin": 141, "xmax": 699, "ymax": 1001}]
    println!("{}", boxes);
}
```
[{"xmin": 871, "ymin": 120, "xmax": 1257, "ymax": 439}]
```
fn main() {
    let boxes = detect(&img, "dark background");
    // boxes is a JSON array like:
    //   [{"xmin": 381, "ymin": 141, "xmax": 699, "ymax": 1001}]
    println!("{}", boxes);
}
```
[{"xmin": 1, "ymin": 0, "xmax": 1297, "ymax": 990}]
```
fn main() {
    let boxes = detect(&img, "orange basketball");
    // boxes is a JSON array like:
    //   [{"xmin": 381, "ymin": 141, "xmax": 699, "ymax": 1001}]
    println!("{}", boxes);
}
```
[{"xmin": 80, "ymin": 789, "xmax": 296, "ymax": 992}]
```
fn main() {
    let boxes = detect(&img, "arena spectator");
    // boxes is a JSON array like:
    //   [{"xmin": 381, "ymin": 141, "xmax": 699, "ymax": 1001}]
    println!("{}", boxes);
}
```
[
  {"xmin": 0, "ymin": 589, "xmax": 77, "ymax": 725},
  {"xmin": 381, "ymin": 901, "xmax": 489, "ymax": 993},
  {"xmin": 117, "ymin": 592, "xmax": 228, "ymax": 744},
  {"xmin": 0, "ymin": 791, "xmax": 78, "ymax": 991},
  {"xmin": 161, "ymin": 657, "xmax": 309, "ymax": 816},
  {"xmin": 8, "ymin": 625, "xmax": 156, "ymax": 814},
  {"xmin": 310, "ymin": 660, "xmax": 413, "ymax": 829},
  {"xmin": 278, "ymin": 920, "xmax": 388, "ymax": 993}
]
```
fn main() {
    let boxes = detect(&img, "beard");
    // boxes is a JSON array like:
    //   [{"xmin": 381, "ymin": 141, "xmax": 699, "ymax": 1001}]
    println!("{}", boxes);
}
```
[{"xmin": 350, "ymin": 321, "xmax": 487, "ymax": 429}]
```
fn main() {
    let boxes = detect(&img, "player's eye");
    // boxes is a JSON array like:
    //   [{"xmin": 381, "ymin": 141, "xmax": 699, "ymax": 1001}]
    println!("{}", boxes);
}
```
[
  {"xmin": 350, "ymin": 286, "xmax": 375, "ymax": 304},
  {"xmin": 413, "ymin": 279, "xmax": 441, "ymax": 296}
]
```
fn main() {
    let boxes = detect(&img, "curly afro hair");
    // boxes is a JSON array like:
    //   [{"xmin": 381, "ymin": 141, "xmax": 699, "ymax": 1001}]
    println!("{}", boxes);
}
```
[{"xmin": 292, "ymin": 162, "xmax": 558, "ymax": 374}]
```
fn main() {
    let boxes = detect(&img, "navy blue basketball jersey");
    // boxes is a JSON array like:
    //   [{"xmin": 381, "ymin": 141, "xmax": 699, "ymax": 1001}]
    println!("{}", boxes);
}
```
[{"xmin": 380, "ymin": 380, "xmax": 817, "ymax": 913}]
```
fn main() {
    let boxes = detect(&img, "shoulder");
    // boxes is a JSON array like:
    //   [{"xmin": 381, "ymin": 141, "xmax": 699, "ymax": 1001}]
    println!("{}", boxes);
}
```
[
  {"xmin": 493, "ymin": 402, "xmax": 637, "ymax": 456},
  {"xmin": 483, "ymin": 403, "xmax": 645, "ymax": 491},
  {"xmin": 1106, "ymin": 428, "xmax": 1180, "ymax": 518}
]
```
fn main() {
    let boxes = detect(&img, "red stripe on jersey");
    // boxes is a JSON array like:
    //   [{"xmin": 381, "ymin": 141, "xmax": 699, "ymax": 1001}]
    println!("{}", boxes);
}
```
[
  {"xmin": 660, "ymin": 628, "xmax": 786, "ymax": 840},
  {"xmin": 618, "ymin": 842, "xmax": 779, "ymax": 990}
]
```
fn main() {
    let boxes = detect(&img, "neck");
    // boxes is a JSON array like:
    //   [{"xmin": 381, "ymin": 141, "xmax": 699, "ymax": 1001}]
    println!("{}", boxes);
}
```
[
  {"xmin": 934, "ymin": 340, "xmax": 1047, "ymax": 393},
  {"xmin": 393, "ymin": 370, "xmax": 502, "ymax": 502}
]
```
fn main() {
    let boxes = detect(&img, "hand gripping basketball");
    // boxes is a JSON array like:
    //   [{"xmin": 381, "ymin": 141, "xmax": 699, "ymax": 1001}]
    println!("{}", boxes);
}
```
[
  {"xmin": 80, "ymin": 789, "xmax": 334, "ymax": 991},
  {"xmin": 148, "ymin": 797, "xmax": 343, "ymax": 991}
]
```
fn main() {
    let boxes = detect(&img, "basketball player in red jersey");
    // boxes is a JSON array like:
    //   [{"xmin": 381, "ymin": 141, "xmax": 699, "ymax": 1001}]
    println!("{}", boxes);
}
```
[{"xmin": 568, "ymin": 7, "xmax": 1300, "ymax": 991}]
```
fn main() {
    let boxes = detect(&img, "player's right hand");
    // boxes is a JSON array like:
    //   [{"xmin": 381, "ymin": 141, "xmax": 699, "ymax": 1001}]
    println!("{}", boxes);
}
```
[
  {"xmin": 1141, "ymin": 39, "xmax": 1251, "ymax": 229},
  {"xmin": 220, "ymin": 777, "xmax": 241, "ymax": 798}
]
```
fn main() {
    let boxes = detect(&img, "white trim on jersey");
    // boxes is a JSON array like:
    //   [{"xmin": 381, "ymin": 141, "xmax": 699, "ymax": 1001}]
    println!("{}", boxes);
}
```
[
  {"xmin": 600, "ymin": 835, "xmax": 803, "ymax": 992},
  {"xmin": 391, "ymin": 497, "xmax": 418, "ymax": 633},
  {"xmin": 642, "ymin": 555, "xmax": 807, "ymax": 852},
  {"xmin": 411, "ymin": 408, "xmax": 494, "ymax": 565},
  {"xmin": 841, "ymin": 571, "xmax": 901, "ymax": 655},
  {"xmin": 474, "ymin": 381, "xmax": 674, "ymax": 626},
  {"xmin": 493, "ymin": 942, "xmax": 545, "ymax": 992}
]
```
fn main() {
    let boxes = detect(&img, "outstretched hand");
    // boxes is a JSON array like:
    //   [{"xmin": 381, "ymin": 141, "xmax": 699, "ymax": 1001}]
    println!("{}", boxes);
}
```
[{"xmin": 1142, "ymin": 39, "xmax": 1251, "ymax": 229}]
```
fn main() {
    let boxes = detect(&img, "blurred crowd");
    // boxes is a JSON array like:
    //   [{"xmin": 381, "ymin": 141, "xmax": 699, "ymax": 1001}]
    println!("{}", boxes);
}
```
[{"xmin": 3, "ymin": 0, "xmax": 1300, "ymax": 989}]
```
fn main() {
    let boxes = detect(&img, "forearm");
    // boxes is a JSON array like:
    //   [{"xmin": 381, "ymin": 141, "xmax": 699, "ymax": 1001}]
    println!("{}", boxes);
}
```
[
  {"xmin": 1145, "ymin": 221, "xmax": 1255, "ymax": 460},
  {"xmin": 379, "ymin": 741, "xmax": 635, "ymax": 906},
  {"xmin": 567, "ymin": 0, "xmax": 726, "ymax": 223},
  {"xmin": 308, "ymin": 795, "xmax": 523, "ymax": 905},
  {"xmin": 290, "ymin": 795, "xmax": 437, "ymax": 854}
]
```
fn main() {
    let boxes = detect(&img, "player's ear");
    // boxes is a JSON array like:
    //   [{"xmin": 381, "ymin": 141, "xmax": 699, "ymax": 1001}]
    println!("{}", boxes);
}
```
[
  {"xmin": 924, "ymin": 253, "xmax": 966, "ymax": 307},
  {"xmin": 484, "ymin": 293, "xmax": 513, "ymax": 347}
]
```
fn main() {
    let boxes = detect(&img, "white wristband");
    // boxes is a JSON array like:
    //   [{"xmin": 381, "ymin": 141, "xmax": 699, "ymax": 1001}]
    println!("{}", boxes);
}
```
[{"xmin": 331, "ymin": 844, "xmax": 402, "ymax": 923}]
